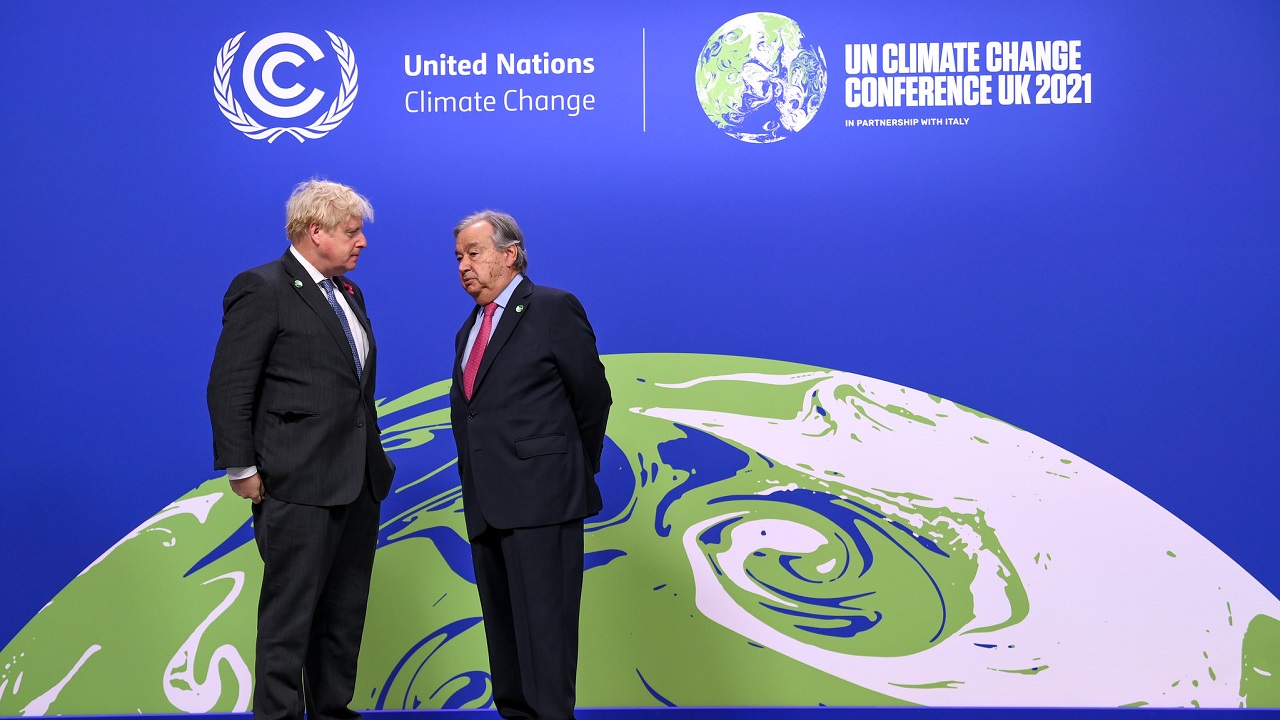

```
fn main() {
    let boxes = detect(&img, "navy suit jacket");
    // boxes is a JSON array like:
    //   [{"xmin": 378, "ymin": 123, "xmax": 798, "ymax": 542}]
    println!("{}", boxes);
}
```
[
  {"xmin": 208, "ymin": 250, "xmax": 395, "ymax": 506},
  {"xmin": 450, "ymin": 277, "xmax": 611, "ymax": 540}
]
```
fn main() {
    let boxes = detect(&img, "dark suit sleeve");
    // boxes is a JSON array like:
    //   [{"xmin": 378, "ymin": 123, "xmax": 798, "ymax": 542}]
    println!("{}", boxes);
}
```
[
  {"xmin": 550, "ymin": 292, "xmax": 611, "ymax": 473},
  {"xmin": 207, "ymin": 270, "xmax": 276, "ymax": 470}
]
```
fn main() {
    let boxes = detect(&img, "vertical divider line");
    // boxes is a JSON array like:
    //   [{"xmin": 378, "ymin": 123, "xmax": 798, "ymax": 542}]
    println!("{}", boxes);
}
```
[{"xmin": 642, "ymin": 28, "xmax": 647, "ymax": 132}]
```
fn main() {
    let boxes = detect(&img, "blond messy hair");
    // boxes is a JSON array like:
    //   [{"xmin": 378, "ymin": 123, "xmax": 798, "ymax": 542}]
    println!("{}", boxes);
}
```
[{"xmin": 285, "ymin": 179, "xmax": 374, "ymax": 241}]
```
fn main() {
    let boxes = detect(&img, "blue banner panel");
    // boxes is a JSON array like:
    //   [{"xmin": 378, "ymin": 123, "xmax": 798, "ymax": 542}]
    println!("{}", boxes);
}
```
[{"xmin": 1, "ymin": 0, "xmax": 1277, "ymax": 713}]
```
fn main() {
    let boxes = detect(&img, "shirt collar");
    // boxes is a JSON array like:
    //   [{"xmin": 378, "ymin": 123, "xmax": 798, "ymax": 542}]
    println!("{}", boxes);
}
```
[
  {"xmin": 289, "ymin": 244, "xmax": 328, "ymax": 285},
  {"xmin": 489, "ymin": 273, "xmax": 525, "ymax": 311}
]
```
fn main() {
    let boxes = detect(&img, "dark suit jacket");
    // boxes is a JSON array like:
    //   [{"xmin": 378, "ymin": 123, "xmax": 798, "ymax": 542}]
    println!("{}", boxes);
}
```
[
  {"xmin": 208, "ymin": 250, "xmax": 395, "ymax": 506},
  {"xmin": 450, "ymin": 278, "xmax": 611, "ymax": 540}
]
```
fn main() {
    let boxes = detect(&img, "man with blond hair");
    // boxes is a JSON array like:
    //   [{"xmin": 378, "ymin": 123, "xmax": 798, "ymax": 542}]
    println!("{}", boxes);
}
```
[{"xmin": 208, "ymin": 179, "xmax": 395, "ymax": 720}]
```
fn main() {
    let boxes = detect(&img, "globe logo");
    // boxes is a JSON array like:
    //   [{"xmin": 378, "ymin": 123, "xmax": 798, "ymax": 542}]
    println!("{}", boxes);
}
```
[
  {"xmin": 695, "ymin": 12, "xmax": 828, "ymax": 143},
  {"xmin": 4, "ymin": 354, "xmax": 1278, "ymax": 712}
]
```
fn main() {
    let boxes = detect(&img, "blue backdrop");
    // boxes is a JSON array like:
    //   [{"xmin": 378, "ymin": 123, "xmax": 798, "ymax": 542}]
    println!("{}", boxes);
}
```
[{"xmin": 1, "ymin": 0, "xmax": 1278, "ymax": 708}]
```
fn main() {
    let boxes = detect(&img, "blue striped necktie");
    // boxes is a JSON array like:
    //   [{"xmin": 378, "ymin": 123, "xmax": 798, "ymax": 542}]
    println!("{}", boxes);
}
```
[{"xmin": 320, "ymin": 279, "xmax": 363, "ymax": 380}]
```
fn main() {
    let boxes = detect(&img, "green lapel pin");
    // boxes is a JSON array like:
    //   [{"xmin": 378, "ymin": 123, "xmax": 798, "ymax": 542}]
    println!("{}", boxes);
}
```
[
  {"xmin": 293, "ymin": 280, "xmax": 303, "ymax": 288},
  {"xmin": 515, "ymin": 304, "xmax": 525, "ymax": 313}
]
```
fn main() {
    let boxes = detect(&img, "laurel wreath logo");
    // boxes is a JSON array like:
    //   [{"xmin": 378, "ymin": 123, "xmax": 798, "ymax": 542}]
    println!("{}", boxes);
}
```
[{"xmin": 214, "ymin": 31, "xmax": 359, "ymax": 143}]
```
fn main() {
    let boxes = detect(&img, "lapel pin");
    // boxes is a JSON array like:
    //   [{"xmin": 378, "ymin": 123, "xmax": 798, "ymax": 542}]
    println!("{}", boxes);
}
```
[
  {"xmin": 515, "ymin": 304, "xmax": 525, "ymax": 313},
  {"xmin": 293, "ymin": 280, "xmax": 303, "ymax": 288}
]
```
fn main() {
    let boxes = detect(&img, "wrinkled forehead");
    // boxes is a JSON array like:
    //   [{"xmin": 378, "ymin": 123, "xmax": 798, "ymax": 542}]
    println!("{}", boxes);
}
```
[
  {"xmin": 455, "ymin": 232, "xmax": 496, "ymax": 254},
  {"xmin": 317, "ymin": 215, "xmax": 363, "ymax": 234}
]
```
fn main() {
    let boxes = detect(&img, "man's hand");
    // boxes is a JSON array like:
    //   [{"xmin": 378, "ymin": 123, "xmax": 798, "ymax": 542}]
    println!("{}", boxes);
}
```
[{"xmin": 230, "ymin": 473, "xmax": 265, "ymax": 504}]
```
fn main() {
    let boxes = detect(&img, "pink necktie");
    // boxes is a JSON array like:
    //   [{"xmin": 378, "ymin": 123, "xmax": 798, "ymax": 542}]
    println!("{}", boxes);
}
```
[{"xmin": 462, "ymin": 303, "xmax": 496, "ymax": 399}]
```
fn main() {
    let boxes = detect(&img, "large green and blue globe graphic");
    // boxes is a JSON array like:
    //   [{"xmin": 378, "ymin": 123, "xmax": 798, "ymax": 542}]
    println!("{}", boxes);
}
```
[
  {"xmin": 2, "ymin": 354, "xmax": 1278, "ymax": 713},
  {"xmin": 695, "ymin": 13, "xmax": 828, "ymax": 143}
]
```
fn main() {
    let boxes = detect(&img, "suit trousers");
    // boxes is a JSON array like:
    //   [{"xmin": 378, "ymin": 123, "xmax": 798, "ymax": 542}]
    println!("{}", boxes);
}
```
[
  {"xmin": 251, "ymin": 480, "xmax": 379, "ymax": 720},
  {"xmin": 471, "ymin": 520, "xmax": 585, "ymax": 720}
]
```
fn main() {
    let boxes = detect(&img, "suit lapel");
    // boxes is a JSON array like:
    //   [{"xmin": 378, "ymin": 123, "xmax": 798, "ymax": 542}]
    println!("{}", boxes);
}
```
[
  {"xmin": 336, "ymin": 274, "xmax": 374, "ymax": 388},
  {"xmin": 472, "ymin": 278, "xmax": 532, "ymax": 400},
  {"xmin": 282, "ymin": 251, "xmax": 362, "ymax": 381},
  {"xmin": 338, "ymin": 276, "xmax": 370, "ymax": 330},
  {"xmin": 457, "ymin": 305, "xmax": 480, "ymax": 367}
]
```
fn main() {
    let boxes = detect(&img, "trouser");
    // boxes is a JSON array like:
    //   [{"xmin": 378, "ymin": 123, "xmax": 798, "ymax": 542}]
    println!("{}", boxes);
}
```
[
  {"xmin": 471, "ymin": 519, "xmax": 585, "ymax": 720},
  {"xmin": 251, "ymin": 481, "xmax": 379, "ymax": 720}
]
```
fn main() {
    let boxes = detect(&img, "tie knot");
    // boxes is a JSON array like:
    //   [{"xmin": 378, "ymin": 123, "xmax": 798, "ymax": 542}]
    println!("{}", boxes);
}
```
[
  {"xmin": 483, "ymin": 303, "xmax": 497, "ymax": 318},
  {"xmin": 320, "ymin": 278, "xmax": 334, "ymax": 291}
]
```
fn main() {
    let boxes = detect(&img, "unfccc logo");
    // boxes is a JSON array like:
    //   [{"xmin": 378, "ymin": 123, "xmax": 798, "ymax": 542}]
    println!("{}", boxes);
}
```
[{"xmin": 214, "ymin": 31, "xmax": 358, "ymax": 143}]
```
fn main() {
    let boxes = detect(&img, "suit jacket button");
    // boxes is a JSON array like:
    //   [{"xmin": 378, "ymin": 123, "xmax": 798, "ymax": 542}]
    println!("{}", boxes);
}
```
[
  {"xmin": 356, "ymin": 419, "xmax": 365, "ymax": 428},
  {"xmin": 468, "ymin": 410, "xmax": 475, "ymax": 419}
]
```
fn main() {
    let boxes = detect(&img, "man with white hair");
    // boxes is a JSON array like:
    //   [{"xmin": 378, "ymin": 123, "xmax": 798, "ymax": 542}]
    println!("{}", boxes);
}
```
[{"xmin": 449, "ymin": 209, "xmax": 611, "ymax": 720}]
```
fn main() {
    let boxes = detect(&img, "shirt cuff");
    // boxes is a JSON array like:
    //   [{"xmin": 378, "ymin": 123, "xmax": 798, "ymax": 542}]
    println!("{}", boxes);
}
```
[{"xmin": 227, "ymin": 466, "xmax": 258, "ymax": 481}]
